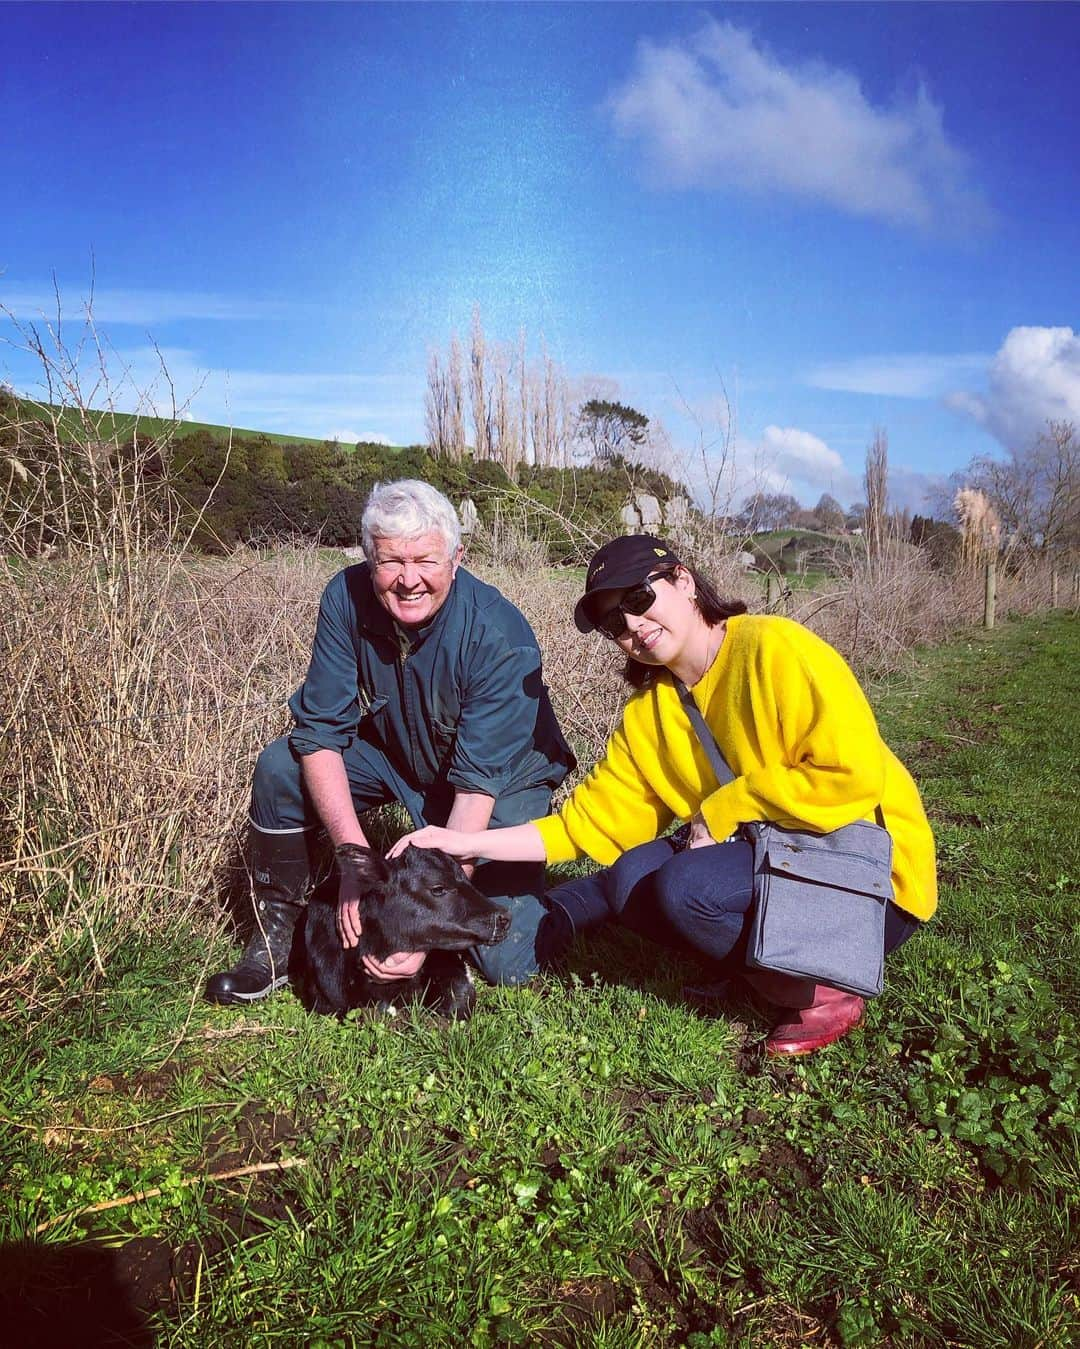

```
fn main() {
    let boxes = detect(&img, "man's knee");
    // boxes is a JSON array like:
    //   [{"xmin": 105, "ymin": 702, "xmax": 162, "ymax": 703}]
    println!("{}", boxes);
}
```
[
  {"xmin": 470, "ymin": 931, "xmax": 536, "ymax": 986},
  {"xmin": 253, "ymin": 737, "xmax": 300, "ymax": 795},
  {"xmin": 250, "ymin": 737, "xmax": 308, "ymax": 830},
  {"xmin": 469, "ymin": 891, "xmax": 568, "ymax": 987}
]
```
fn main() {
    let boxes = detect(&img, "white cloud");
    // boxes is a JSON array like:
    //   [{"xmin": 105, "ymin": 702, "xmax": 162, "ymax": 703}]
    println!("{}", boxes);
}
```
[
  {"xmin": 750, "ymin": 424, "xmax": 858, "ymax": 504},
  {"xmin": 326, "ymin": 428, "xmax": 395, "ymax": 446},
  {"xmin": 946, "ymin": 326, "xmax": 1080, "ymax": 449},
  {"xmin": 728, "ymin": 425, "xmax": 941, "ymax": 514},
  {"xmin": 669, "ymin": 423, "xmax": 854, "ymax": 512},
  {"xmin": 805, "ymin": 352, "xmax": 989, "ymax": 398},
  {"xmin": 1, "ymin": 285, "xmax": 301, "ymax": 325},
  {"xmin": 606, "ymin": 19, "xmax": 989, "ymax": 230},
  {"xmin": 760, "ymin": 424, "xmax": 846, "ymax": 484},
  {"xmin": 751, "ymin": 438, "xmax": 941, "ymax": 514}
]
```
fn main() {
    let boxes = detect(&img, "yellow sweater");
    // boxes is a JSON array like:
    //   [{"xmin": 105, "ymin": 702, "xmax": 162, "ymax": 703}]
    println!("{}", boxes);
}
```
[{"xmin": 535, "ymin": 614, "xmax": 937, "ymax": 922}]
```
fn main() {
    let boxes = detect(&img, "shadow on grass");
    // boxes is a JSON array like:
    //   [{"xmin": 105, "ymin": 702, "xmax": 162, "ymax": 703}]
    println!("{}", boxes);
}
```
[
  {"xmin": 553, "ymin": 920, "xmax": 773, "ymax": 1037},
  {"xmin": 0, "ymin": 1238, "xmax": 154, "ymax": 1348}
]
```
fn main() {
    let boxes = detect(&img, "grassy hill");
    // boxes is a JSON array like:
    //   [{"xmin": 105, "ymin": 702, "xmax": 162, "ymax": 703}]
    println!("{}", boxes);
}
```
[
  {"xmin": 748, "ymin": 527, "xmax": 857, "ymax": 577},
  {"xmin": 7, "ymin": 394, "xmax": 396, "ymax": 449}
]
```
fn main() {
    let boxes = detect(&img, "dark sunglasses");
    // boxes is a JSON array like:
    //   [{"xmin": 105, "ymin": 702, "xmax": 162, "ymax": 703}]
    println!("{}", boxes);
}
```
[{"xmin": 594, "ymin": 572, "xmax": 666, "ymax": 640}]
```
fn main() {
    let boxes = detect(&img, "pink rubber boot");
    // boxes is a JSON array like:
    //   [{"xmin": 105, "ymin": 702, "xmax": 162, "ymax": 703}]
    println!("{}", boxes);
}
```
[{"xmin": 744, "ymin": 970, "xmax": 865, "ymax": 1057}]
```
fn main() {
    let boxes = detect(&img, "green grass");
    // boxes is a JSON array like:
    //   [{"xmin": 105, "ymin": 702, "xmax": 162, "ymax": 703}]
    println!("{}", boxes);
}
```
[
  {"xmin": 9, "ymin": 395, "xmax": 399, "ymax": 449},
  {"xmin": 2, "ymin": 614, "xmax": 1078, "ymax": 1346}
]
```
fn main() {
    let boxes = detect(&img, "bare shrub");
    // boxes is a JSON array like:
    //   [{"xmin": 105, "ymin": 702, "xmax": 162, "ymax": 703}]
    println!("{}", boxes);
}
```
[
  {"xmin": 466, "ymin": 497, "xmax": 553, "ymax": 576},
  {"xmin": 1, "ymin": 544, "xmax": 330, "ymax": 1000},
  {"xmin": 793, "ymin": 544, "xmax": 968, "ymax": 680},
  {"xmin": 0, "ymin": 313, "xmax": 332, "ymax": 1008},
  {"xmin": 791, "ymin": 545, "xmax": 1059, "ymax": 681},
  {"xmin": 470, "ymin": 562, "xmax": 625, "ymax": 787},
  {"xmin": 680, "ymin": 532, "xmax": 760, "ymax": 611}
]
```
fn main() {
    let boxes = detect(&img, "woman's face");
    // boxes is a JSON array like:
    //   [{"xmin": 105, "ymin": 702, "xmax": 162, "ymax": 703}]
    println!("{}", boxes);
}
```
[{"xmin": 599, "ymin": 566, "xmax": 701, "ymax": 667}]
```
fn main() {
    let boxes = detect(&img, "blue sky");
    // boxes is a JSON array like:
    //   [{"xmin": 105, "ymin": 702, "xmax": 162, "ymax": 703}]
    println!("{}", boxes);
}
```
[{"xmin": 4, "ymin": 2, "xmax": 1079, "ymax": 512}]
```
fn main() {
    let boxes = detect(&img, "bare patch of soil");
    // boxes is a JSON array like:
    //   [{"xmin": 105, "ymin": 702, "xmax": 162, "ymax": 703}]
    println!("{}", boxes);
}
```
[
  {"xmin": 534, "ymin": 1278, "xmax": 629, "ymax": 1344},
  {"xmin": 933, "ymin": 809, "xmax": 988, "ymax": 828},
  {"xmin": 124, "ymin": 1062, "xmax": 183, "ymax": 1099},
  {"xmin": 945, "ymin": 714, "xmax": 994, "ymax": 743},
  {"xmin": 202, "ymin": 1102, "xmax": 299, "ymax": 1171},
  {"xmin": 92, "ymin": 1186, "xmax": 295, "ymax": 1328},
  {"xmin": 753, "ymin": 1138, "xmax": 818, "ymax": 1190},
  {"xmin": 623, "ymin": 1244, "xmax": 731, "ymax": 1342}
]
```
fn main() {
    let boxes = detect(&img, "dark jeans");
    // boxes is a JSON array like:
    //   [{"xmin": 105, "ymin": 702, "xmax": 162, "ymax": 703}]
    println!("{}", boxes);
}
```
[
  {"xmin": 548, "ymin": 835, "xmax": 920, "ymax": 979},
  {"xmin": 250, "ymin": 735, "xmax": 558, "ymax": 986}
]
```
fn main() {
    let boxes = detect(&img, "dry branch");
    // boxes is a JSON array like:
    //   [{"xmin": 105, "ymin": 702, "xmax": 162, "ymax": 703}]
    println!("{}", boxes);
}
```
[
  {"xmin": 2, "ymin": 1102, "xmax": 247, "ymax": 1137},
  {"xmin": 33, "ymin": 1157, "xmax": 308, "ymax": 1235}
]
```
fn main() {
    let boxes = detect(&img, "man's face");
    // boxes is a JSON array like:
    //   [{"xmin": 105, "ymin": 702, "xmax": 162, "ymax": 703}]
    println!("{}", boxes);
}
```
[{"xmin": 369, "ymin": 531, "xmax": 462, "ymax": 627}]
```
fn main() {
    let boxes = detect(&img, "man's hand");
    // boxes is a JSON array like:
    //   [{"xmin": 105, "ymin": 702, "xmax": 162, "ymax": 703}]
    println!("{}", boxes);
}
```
[
  {"xmin": 361, "ymin": 950, "xmax": 428, "ymax": 982},
  {"xmin": 337, "ymin": 892, "xmax": 363, "ymax": 949},
  {"xmin": 336, "ymin": 869, "xmax": 427, "ymax": 980}
]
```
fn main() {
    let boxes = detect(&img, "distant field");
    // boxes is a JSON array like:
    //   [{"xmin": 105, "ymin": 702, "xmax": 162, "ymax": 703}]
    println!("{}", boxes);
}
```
[
  {"xmin": 8, "ymin": 396, "xmax": 397, "ymax": 449},
  {"xmin": 746, "ymin": 527, "xmax": 855, "ymax": 582},
  {"xmin": 750, "ymin": 527, "xmax": 850, "ymax": 555},
  {"xmin": 753, "ymin": 528, "xmax": 840, "ymax": 547}
]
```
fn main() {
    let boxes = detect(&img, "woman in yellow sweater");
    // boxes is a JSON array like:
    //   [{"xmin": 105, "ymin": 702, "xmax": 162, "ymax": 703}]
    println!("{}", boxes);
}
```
[{"xmin": 392, "ymin": 534, "xmax": 937, "ymax": 1056}]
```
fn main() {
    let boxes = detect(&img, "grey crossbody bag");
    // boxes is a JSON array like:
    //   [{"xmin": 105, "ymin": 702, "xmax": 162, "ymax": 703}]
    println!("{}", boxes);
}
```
[{"xmin": 674, "ymin": 678, "xmax": 893, "ymax": 998}]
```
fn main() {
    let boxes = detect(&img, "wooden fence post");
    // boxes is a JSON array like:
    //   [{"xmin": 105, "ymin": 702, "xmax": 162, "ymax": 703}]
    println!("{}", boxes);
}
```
[
  {"xmin": 766, "ymin": 574, "xmax": 779, "ymax": 609},
  {"xmin": 983, "ymin": 558, "xmax": 996, "ymax": 629},
  {"xmin": 1051, "ymin": 570, "xmax": 1059, "ymax": 608}
]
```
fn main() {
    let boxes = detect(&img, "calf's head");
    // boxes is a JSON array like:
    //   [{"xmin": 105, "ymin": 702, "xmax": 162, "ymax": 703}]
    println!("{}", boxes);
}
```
[{"xmin": 337, "ymin": 843, "xmax": 510, "ymax": 958}]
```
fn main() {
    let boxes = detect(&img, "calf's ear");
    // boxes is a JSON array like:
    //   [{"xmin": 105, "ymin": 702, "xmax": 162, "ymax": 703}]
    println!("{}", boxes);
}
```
[{"xmin": 335, "ymin": 843, "xmax": 389, "ymax": 889}]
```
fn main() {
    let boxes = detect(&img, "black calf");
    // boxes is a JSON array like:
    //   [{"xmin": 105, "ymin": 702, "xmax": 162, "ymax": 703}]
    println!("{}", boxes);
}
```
[{"xmin": 301, "ymin": 844, "xmax": 509, "ymax": 1019}]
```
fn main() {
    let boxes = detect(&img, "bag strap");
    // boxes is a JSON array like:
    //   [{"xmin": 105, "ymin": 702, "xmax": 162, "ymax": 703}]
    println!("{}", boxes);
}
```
[
  {"xmin": 672, "ymin": 676, "xmax": 886, "ymax": 829},
  {"xmin": 673, "ymin": 676, "xmax": 735, "ymax": 786}
]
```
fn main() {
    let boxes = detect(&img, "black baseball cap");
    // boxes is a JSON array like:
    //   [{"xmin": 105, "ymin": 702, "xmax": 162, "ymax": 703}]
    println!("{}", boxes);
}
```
[{"xmin": 574, "ymin": 535, "xmax": 681, "ymax": 633}]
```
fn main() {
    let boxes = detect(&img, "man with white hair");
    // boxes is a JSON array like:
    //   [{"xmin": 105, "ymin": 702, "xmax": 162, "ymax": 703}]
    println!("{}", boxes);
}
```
[{"xmin": 206, "ymin": 479, "xmax": 576, "ymax": 1004}]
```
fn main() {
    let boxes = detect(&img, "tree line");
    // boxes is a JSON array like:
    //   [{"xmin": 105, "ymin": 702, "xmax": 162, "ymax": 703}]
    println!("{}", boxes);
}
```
[
  {"xmin": 424, "ymin": 310, "xmax": 673, "ymax": 476},
  {"xmin": 163, "ymin": 429, "xmax": 687, "ymax": 558},
  {"xmin": 2, "ymin": 371, "xmax": 1075, "ymax": 569},
  {"xmin": 0, "ymin": 385, "xmax": 687, "ymax": 559}
]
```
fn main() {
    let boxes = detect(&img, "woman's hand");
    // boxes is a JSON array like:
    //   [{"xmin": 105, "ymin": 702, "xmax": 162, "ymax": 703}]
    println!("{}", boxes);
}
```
[
  {"xmin": 687, "ymin": 812, "xmax": 718, "ymax": 849},
  {"xmin": 387, "ymin": 826, "xmax": 478, "ymax": 860}
]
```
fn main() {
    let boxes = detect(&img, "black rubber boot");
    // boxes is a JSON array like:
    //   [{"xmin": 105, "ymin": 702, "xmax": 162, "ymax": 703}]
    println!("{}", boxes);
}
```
[{"xmin": 205, "ymin": 826, "xmax": 318, "ymax": 1005}]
